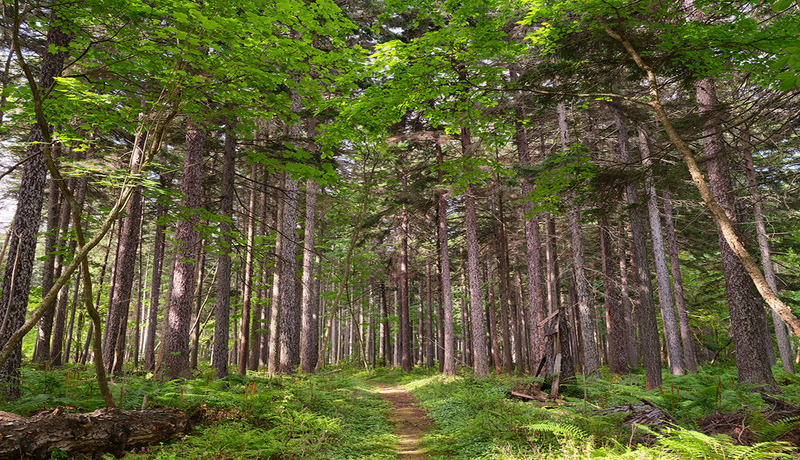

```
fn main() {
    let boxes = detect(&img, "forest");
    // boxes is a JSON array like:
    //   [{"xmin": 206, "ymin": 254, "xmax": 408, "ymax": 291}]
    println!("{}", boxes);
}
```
[{"xmin": 1, "ymin": 0, "xmax": 800, "ymax": 458}]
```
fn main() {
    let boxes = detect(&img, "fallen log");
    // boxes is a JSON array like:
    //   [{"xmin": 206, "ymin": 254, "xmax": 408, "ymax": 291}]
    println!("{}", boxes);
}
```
[
  {"xmin": 0, "ymin": 407, "xmax": 188, "ymax": 460},
  {"xmin": 509, "ymin": 390, "xmax": 546, "ymax": 402}
]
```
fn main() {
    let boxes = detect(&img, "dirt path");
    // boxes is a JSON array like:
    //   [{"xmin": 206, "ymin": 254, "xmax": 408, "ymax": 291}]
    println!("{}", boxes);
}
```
[{"xmin": 374, "ymin": 383, "xmax": 432, "ymax": 460}]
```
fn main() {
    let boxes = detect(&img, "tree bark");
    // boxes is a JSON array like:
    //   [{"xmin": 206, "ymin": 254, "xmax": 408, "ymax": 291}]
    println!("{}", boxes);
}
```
[
  {"xmin": 300, "ymin": 178, "xmax": 319, "ymax": 373},
  {"xmin": 418, "ymin": 279, "xmax": 425, "ymax": 366},
  {"xmin": 278, "ymin": 171, "xmax": 299, "ymax": 373},
  {"xmin": 268, "ymin": 186, "xmax": 283, "ymax": 373},
  {"xmin": 486, "ymin": 259, "xmax": 501, "ymax": 373},
  {"xmin": 380, "ymin": 280, "xmax": 390, "ymax": 366},
  {"xmin": 558, "ymin": 102, "xmax": 598, "ymax": 376},
  {"xmin": 103, "ymin": 173, "xmax": 142, "ymax": 373},
  {"xmin": 143, "ymin": 174, "xmax": 170, "ymax": 371},
  {"xmin": 600, "ymin": 215, "xmax": 629, "ymax": 374},
  {"xmin": 544, "ymin": 213, "xmax": 559, "ymax": 375},
  {"xmin": 51, "ymin": 147, "xmax": 83, "ymax": 366},
  {"xmin": 0, "ymin": 11, "xmax": 71, "ymax": 398},
  {"xmin": 64, "ymin": 273, "xmax": 82, "ymax": 365},
  {"xmin": 496, "ymin": 194, "xmax": 515, "ymax": 373},
  {"xmin": 696, "ymin": 77, "xmax": 777, "ymax": 388},
  {"xmin": 189, "ymin": 242, "xmax": 205, "ymax": 370},
  {"xmin": 425, "ymin": 261, "xmax": 435, "ymax": 367},
  {"xmin": 0, "ymin": 408, "xmax": 188, "ymax": 459},
  {"xmin": 160, "ymin": 120, "xmax": 204, "ymax": 381},
  {"xmin": 212, "ymin": 116, "xmax": 236, "ymax": 380},
  {"xmin": 33, "ymin": 177, "xmax": 60, "ymax": 363},
  {"xmin": 133, "ymin": 238, "xmax": 146, "ymax": 369},
  {"xmin": 238, "ymin": 164, "xmax": 259, "ymax": 375},
  {"xmin": 662, "ymin": 189, "xmax": 697, "ymax": 373},
  {"xmin": 462, "ymin": 127, "xmax": 489, "ymax": 376},
  {"xmin": 398, "ymin": 175, "xmax": 412, "ymax": 372},
  {"xmin": 613, "ymin": 106, "xmax": 662, "ymax": 389},
  {"xmin": 639, "ymin": 124, "xmax": 684, "ymax": 375},
  {"xmin": 260, "ymin": 174, "xmax": 275, "ymax": 367},
  {"xmin": 436, "ymin": 142, "xmax": 456, "ymax": 375},
  {"xmin": 516, "ymin": 114, "xmax": 545, "ymax": 374},
  {"xmin": 742, "ymin": 132, "xmax": 794, "ymax": 374}
]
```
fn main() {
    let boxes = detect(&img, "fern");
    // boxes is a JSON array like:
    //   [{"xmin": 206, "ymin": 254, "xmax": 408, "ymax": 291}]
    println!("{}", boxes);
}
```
[
  {"xmin": 637, "ymin": 425, "xmax": 795, "ymax": 460},
  {"xmin": 755, "ymin": 415, "xmax": 800, "ymax": 443},
  {"xmin": 526, "ymin": 420, "xmax": 588, "ymax": 441}
]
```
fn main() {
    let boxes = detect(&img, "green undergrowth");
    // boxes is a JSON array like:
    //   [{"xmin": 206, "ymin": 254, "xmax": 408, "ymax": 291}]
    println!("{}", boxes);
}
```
[
  {"xmin": 368, "ymin": 365, "xmax": 799, "ymax": 460},
  {"xmin": 2, "ymin": 364, "xmax": 396, "ymax": 460},
  {"xmin": 6, "ymin": 363, "xmax": 800, "ymax": 459}
]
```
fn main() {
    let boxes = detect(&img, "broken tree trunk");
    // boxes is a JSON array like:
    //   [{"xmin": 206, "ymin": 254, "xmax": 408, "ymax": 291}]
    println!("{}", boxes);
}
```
[{"xmin": 0, "ymin": 407, "xmax": 188, "ymax": 459}]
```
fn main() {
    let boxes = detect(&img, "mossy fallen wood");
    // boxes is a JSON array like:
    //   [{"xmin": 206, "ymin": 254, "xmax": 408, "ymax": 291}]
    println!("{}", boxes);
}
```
[{"xmin": 0, "ymin": 407, "xmax": 187, "ymax": 460}]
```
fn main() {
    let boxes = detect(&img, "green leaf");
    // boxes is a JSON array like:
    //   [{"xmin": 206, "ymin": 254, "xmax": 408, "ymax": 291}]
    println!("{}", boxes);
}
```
[
  {"xmin": 773, "ymin": 0, "xmax": 793, "ymax": 11},
  {"xmin": 778, "ymin": 75, "xmax": 798, "ymax": 91},
  {"xmin": 771, "ymin": 55, "xmax": 791, "ymax": 72},
  {"xmin": 174, "ymin": 11, "xmax": 189, "ymax": 23}
]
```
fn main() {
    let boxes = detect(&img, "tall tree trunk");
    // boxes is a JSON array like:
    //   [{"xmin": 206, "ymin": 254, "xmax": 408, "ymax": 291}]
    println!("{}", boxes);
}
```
[
  {"xmin": 33, "ymin": 178, "xmax": 61, "ymax": 363},
  {"xmin": 143, "ymin": 174, "xmax": 169, "ymax": 371},
  {"xmin": 0, "ymin": 13, "xmax": 71, "ymax": 398},
  {"xmin": 103, "ymin": 177, "xmax": 144, "ymax": 374},
  {"xmin": 160, "ymin": 120, "xmax": 204, "ymax": 381},
  {"xmin": 190, "ymin": 243, "xmax": 205, "ymax": 370},
  {"xmin": 261, "ymin": 172, "xmax": 276, "ymax": 368},
  {"xmin": 393, "ymin": 290, "xmax": 401, "ymax": 367},
  {"xmin": 486, "ymin": 259, "xmax": 501, "ymax": 373},
  {"xmin": 300, "ymin": 178, "xmax": 319, "ymax": 373},
  {"xmin": 248, "ymin": 169, "xmax": 266, "ymax": 372},
  {"xmin": 461, "ymin": 264, "xmax": 472, "ymax": 367},
  {"xmin": 496, "ymin": 195, "xmax": 515, "ymax": 373},
  {"xmin": 380, "ymin": 280, "xmax": 390, "ymax": 366},
  {"xmin": 559, "ymin": 102, "xmax": 598, "ymax": 375},
  {"xmin": 613, "ymin": 106, "xmax": 662, "ymax": 389},
  {"xmin": 425, "ymin": 262, "xmax": 435, "ymax": 368},
  {"xmin": 50, "ymin": 204, "xmax": 72, "ymax": 366},
  {"xmin": 248, "ymin": 294, "xmax": 262, "ymax": 371},
  {"xmin": 618, "ymin": 222, "xmax": 638, "ymax": 368},
  {"xmin": 260, "ymin": 178, "xmax": 275, "ymax": 368},
  {"xmin": 64, "ymin": 275, "xmax": 82, "ymax": 365},
  {"xmin": 278, "ymin": 171, "xmax": 300, "ymax": 373},
  {"xmin": 462, "ymin": 127, "xmax": 489, "ymax": 376},
  {"xmin": 639, "ymin": 124, "xmax": 684, "ymax": 375},
  {"xmin": 81, "ymin": 221, "xmax": 115, "ymax": 365},
  {"xmin": 742, "ymin": 133, "xmax": 794, "ymax": 374},
  {"xmin": 544, "ymin": 213, "xmax": 559, "ymax": 375},
  {"xmin": 662, "ymin": 190, "xmax": 697, "ymax": 373},
  {"xmin": 212, "ymin": 116, "xmax": 236, "ymax": 380},
  {"xmin": 398, "ymin": 181, "xmax": 412, "ymax": 372},
  {"xmin": 436, "ymin": 142, "xmax": 456, "ymax": 375},
  {"xmin": 133, "ymin": 242, "xmax": 146, "ymax": 369},
  {"xmin": 418, "ymin": 280, "xmax": 425, "ymax": 366},
  {"xmin": 517, "ymin": 117, "xmax": 545, "ymax": 374},
  {"xmin": 51, "ymin": 147, "xmax": 84, "ymax": 366},
  {"xmin": 695, "ymin": 78, "xmax": 777, "ymax": 388},
  {"xmin": 600, "ymin": 216, "xmax": 629, "ymax": 374},
  {"xmin": 238, "ymin": 164, "xmax": 259, "ymax": 375}
]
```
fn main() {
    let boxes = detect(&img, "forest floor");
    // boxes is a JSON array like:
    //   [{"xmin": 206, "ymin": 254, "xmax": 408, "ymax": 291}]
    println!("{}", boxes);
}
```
[{"xmin": 373, "ymin": 383, "xmax": 433, "ymax": 460}]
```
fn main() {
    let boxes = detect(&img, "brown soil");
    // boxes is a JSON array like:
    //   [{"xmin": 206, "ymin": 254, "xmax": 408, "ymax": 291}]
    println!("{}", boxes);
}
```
[{"xmin": 374, "ymin": 383, "xmax": 433, "ymax": 460}]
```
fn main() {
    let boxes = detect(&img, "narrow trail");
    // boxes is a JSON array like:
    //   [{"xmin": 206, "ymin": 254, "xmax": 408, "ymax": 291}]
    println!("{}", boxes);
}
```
[{"xmin": 373, "ymin": 383, "xmax": 432, "ymax": 460}]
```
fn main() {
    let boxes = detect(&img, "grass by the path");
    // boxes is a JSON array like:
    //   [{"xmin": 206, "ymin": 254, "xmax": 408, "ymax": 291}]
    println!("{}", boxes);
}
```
[
  {"xmin": 3, "ymin": 365, "xmax": 397, "ymax": 460},
  {"xmin": 367, "ymin": 366, "xmax": 800, "ymax": 460},
  {"xmin": 4, "ymin": 364, "xmax": 800, "ymax": 459}
]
